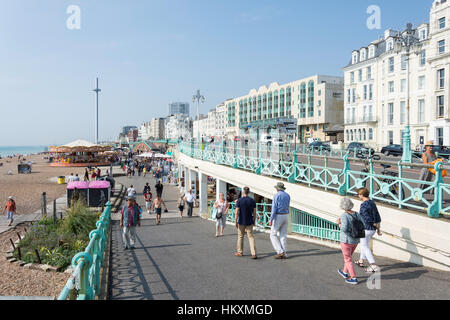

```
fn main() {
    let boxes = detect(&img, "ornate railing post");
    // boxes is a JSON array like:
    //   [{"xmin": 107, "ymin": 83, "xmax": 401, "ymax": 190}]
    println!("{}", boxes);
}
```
[
  {"xmin": 398, "ymin": 161, "xmax": 404, "ymax": 209},
  {"xmin": 233, "ymin": 140, "xmax": 238, "ymax": 169},
  {"xmin": 338, "ymin": 154, "xmax": 350, "ymax": 196},
  {"xmin": 72, "ymin": 252, "xmax": 93, "ymax": 300},
  {"xmin": 288, "ymin": 151, "xmax": 297, "ymax": 183},
  {"xmin": 428, "ymin": 161, "xmax": 443, "ymax": 218}
]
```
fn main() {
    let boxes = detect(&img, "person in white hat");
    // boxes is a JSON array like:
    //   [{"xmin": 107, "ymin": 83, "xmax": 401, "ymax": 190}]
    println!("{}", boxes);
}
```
[
  {"xmin": 3, "ymin": 196, "xmax": 16, "ymax": 226},
  {"xmin": 269, "ymin": 183, "xmax": 291, "ymax": 259}
]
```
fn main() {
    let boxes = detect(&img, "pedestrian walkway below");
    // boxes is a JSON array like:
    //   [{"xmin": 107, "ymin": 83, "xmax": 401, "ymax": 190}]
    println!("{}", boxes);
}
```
[{"xmin": 109, "ymin": 174, "xmax": 450, "ymax": 300}]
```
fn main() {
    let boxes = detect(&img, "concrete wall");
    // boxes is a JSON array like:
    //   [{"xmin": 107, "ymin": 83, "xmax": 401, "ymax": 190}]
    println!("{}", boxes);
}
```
[{"xmin": 179, "ymin": 153, "xmax": 450, "ymax": 272}]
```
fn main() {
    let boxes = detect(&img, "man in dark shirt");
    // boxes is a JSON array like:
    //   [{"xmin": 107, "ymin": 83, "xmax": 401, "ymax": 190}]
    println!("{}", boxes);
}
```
[
  {"xmin": 234, "ymin": 187, "xmax": 257, "ymax": 259},
  {"xmin": 143, "ymin": 183, "xmax": 151, "ymax": 194},
  {"xmin": 155, "ymin": 180, "xmax": 164, "ymax": 198}
]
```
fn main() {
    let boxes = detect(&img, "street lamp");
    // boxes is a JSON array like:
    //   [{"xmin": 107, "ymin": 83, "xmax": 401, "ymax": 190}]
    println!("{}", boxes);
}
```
[
  {"xmin": 394, "ymin": 23, "xmax": 423, "ymax": 164},
  {"xmin": 193, "ymin": 89, "xmax": 205, "ymax": 141}
]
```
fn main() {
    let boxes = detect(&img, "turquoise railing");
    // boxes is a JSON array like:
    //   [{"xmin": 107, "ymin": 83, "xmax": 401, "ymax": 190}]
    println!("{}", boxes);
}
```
[
  {"xmin": 58, "ymin": 202, "xmax": 112, "ymax": 300},
  {"xmin": 184, "ymin": 142, "xmax": 450, "ymax": 218},
  {"xmin": 208, "ymin": 201, "xmax": 340, "ymax": 242}
]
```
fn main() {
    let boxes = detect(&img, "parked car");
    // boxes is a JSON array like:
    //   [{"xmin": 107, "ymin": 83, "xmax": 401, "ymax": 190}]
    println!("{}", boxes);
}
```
[
  {"xmin": 346, "ymin": 142, "xmax": 376, "ymax": 156},
  {"xmin": 431, "ymin": 145, "xmax": 450, "ymax": 159},
  {"xmin": 381, "ymin": 144, "xmax": 403, "ymax": 157},
  {"xmin": 309, "ymin": 141, "xmax": 331, "ymax": 152}
]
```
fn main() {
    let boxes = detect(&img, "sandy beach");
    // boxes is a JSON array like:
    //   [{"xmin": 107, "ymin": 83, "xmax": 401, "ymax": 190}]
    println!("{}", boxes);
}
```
[{"xmin": 0, "ymin": 154, "xmax": 87, "ymax": 216}]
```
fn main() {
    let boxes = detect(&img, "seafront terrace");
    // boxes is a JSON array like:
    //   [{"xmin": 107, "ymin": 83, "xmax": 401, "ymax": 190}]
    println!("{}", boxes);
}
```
[{"xmin": 178, "ymin": 141, "xmax": 450, "ymax": 219}]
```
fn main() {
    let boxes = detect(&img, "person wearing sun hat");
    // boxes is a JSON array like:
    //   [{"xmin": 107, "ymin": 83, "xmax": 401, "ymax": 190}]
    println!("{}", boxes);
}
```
[
  {"xmin": 419, "ymin": 140, "xmax": 437, "ymax": 191},
  {"xmin": 3, "ymin": 196, "xmax": 16, "ymax": 226},
  {"xmin": 269, "ymin": 182, "xmax": 291, "ymax": 259}
]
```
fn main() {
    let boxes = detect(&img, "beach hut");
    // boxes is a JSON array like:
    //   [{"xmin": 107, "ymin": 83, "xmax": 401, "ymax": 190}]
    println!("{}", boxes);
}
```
[
  {"xmin": 88, "ymin": 180, "xmax": 111, "ymax": 207},
  {"xmin": 67, "ymin": 181, "xmax": 89, "ymax": 207}
]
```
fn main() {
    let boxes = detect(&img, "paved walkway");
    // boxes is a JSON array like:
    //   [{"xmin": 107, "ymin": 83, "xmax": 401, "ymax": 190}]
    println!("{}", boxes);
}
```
[{"xmin": 109, "ymin": 173, "xmax": 450, "ymax": 300}]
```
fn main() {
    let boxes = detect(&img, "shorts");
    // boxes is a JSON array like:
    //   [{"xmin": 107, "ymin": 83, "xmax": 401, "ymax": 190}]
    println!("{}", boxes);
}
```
[
  {"xmin": 155, "ymin": 208, "xmax": 162, "ymax": 215},
  {"xmin": 178, "ymin": 206, "xmax": 184, "ymax": 212},
  {"xmin": 145, "ymin": 201, "xmax": 152, "ymax": 210},
  {"xmin": 7, "ymin": 212, "xmax": 14, "ymax": 221}
]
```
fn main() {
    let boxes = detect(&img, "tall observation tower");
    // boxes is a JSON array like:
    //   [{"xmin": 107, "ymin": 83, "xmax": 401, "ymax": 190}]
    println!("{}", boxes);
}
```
[{"xmin": 93, "ymin": 78, "xmax": 101, "ymax": 144}]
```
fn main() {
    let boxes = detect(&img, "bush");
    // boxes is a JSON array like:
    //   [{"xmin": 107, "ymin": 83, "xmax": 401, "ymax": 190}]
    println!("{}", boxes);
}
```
[{"xmin": 14, "ymin": 200, "xmax": 100, "ymax": 269}]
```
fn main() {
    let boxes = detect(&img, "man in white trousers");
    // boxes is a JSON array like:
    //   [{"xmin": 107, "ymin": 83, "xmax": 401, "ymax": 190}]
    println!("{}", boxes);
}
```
[{"xmin": 269, "ymin": 183, "xmax": 291, "ymax": 259}]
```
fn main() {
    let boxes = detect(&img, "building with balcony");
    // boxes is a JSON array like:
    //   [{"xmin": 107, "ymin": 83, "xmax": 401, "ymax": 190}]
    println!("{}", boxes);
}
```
[
  {"xmin": 165, "ymin": 114, "xmax": 192, "ymax": 141},
  {"xmin": 224, "ymin": 75, "xmax": 344, "ymax": 142},
  {"xmin": 344, "ymin": 0, "xmax": 450, "ymax": 149}
]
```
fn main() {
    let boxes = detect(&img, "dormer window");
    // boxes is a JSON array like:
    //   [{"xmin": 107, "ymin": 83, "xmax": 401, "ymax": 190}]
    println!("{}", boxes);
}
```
[
  {"xmin": 360, "ymin": 49, "xmax": 367, "ymax": 61},
  {"xmin": 387, "ymin": 40, "xmax": 394, "ymax": 51},
  {"xmin": 369, "ymin": 46, "xmax": 375, "ymax": 58},
  {"xmin": 352, "ymin": 52, "xmax": 359, "ymax": 64},
  {"xmin": 419, "ymin": 28, "xmax": 428, "ymax": 41}
]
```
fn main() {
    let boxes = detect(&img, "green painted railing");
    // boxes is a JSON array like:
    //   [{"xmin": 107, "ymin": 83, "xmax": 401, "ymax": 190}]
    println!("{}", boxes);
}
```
[
  {"xmin": 208, "ymin": 201, "xmax": 340, "ymax": 242},
  {"xmin": 58, "ymin": 202, "xmax": 112, "ymax": 300},
  {"xmin": 182, "ymin": 142, "xmax": 450, "ymax": 218}
]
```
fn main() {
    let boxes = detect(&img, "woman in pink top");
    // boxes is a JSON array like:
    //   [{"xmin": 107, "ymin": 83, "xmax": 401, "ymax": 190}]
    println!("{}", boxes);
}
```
[{"xmin": 214, "ymin": 192, "xmax": 229, "ymax": 237}]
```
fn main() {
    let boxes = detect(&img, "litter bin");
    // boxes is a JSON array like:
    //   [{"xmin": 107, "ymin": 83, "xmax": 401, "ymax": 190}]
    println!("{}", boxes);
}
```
[{"xmin": 57, "ymin": 176, "xmax": 66, "ymax": 184}]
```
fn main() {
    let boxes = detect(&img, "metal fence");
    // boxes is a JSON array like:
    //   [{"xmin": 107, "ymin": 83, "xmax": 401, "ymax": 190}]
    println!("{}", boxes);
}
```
[
  {"xmin": 183, "ymin": 142, "xmax": 450, "ymax": 218},
  {"xmin": 58, "ymin": 202, "xmax": 112, "ymax": 300},
  {"xmin": 208, "ymin": 201, "xmax": 340, "ymax": 242}
]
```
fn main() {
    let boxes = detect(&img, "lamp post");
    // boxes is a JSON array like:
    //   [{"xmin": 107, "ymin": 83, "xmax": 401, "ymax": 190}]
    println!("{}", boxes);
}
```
[
  {"xmin": 93, "ymin": 78, "xmax": 101, "ymax": 144},
  {"xmin": 394, "ymin": 23, "xmax": 422, "ymax": 164},
  {"xmin": 192, "ymin": 89, "xmax": 205, "ymax": 142}
]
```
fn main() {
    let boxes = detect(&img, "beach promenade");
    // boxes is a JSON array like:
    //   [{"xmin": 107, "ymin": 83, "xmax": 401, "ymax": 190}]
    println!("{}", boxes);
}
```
[{"xmin": 109, "ymin": 172, "xmax": 450, "ymax": 300}]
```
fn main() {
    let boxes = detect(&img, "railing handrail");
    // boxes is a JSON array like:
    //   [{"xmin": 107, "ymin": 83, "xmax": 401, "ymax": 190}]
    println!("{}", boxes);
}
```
[{"xmin": 58, "ymin": 202, "xmax": 112, "ymax": 300}]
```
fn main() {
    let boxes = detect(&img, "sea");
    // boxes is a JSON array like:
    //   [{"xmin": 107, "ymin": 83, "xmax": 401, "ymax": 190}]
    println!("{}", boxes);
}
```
[{"xmin": 0, "ymin": 146, "xmax": 47, "ymax": 157}]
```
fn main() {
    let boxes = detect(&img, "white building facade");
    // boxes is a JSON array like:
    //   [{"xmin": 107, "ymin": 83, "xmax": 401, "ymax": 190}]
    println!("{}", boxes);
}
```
[
  {"xmin": 165, "ymin": 114, "xmax": 192, "ymax": 141},
  {"xmin": 344, "ymin": 0, "xmax": 450, "ymax": 150}
]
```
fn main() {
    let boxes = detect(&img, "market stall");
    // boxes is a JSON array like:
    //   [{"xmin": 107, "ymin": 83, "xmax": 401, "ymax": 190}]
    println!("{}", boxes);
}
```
[{"xmin": 49, "ymin": 140, "xmax": 115, "ymax": 167}]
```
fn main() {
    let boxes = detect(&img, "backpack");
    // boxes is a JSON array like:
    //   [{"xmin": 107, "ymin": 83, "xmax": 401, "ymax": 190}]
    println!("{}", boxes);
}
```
[{"xmin": 348, "ymin": 213, "xmax": 366, "ymax": 239}]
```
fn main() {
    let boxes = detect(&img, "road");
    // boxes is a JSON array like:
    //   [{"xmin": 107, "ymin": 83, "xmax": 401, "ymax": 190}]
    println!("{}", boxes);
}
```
[{"xmin": 108, "ymin": 172, "xmax": 450, "ymax": 300}]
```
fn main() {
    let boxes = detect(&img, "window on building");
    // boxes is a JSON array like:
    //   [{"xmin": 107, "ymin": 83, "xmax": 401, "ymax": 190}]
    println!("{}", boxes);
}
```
[
  {"xmin": 352, "ymin": 88, "xmax": 356, "ymax": 103},
  {"xmin": 363, "ymin": 129, "xmax": 367, "ymax": 141},
  {"xmin": 437, "ymin": 96, "xmax": 445, "ymax": 118},
  {"xmin": 369, "ymin": 105, "xmax": 373, "ymax": 121},
  {"xmin": 351, "ymin": 130, "xmax": 354, "ymax": 141},
  {"xmin": 387, "ymin": 40, "xmax": 394, "ymax": 51},
  {"xmin": 437, "ymin": 128, "xmax": 444, "ymax": 146},
  {"xmin": 352, "ymin": 108, "xmax": 356, "ymax": 123},
  {"xmin": 388, "ymin": 131, "xmax": 394, "ymax": 145},
  {"xmin": 389, "ymin": 57, "xmax": 395, "ymax": 73},
  {"xmin": 347, "ymin": 89, "xmax": 351, "ymax": 103},
  {"xmin": 369, "ymin": 84, "xmax": 373, "ymax": 100},
  {"xmin": 389, "ymin": 81, "xmax": 394, "ymax": 93},
  {"xmin": 318, "ymin": 89, "xmax": 322, "ymax": 96},
  {"xmin": 388, "ymin": 103, "xmax": 394, "ymax": 125},
  {"xmin": 308, "ymin": 81, "xmax": 315, "ymax": 117},
  {"xmin": 400, "ymin": 101, "xmax": 406, "ymax": 124},
  {"xmin": 359, "ymin": 69, "xmax": 363, "ymax": 82},
  {"xmin": 438, "ymin": 69, "xmax": 445, "ymax": 89},
  {"xmin": 401, "ymin": 79, "xmax": 406, "ymax": 92},
  {"xmin": 439, "ymin": 40, "xmax": 445, "ymax": 54},
  {"xmin": 350, "ymin": 72, "xmax": 355, "ymax": 83},
  {"xmin": 358, "ymin": 129, "xmax": 362, "ymax": 141},
  {"xmin": 439, "ymin": 17, "xmax": 446, "ymax": 29},
  {"xmin": 367, "ymin": 66, "xmax": 372, "ymax": 80},
  {"xmin": 419, "ymin": 50, "xmax": 426, "ymax": 66},
  {"xmin": 346, "ymin": 130, "xmax": 349, "ymax": 141},
  {"xmin": 418, "ymin": 99, "xmax": 425, "ymax": 123},
  {"xmin": 369, "ymin": 128, "xmax": 373, "ymax": 140},
  {"xmin": 363, "ymin": 105, "xmax": 367, "ymax": 121},
  {"xmin": 420, "ymin": 29, "xmax": 427, "ymax": 41},
  {"xmin": 401, "ymin": 55, "xmax": 407, "ymax": 70},
  {"xmin": 363, "ymin": 85, "xmax": 367, "ymax": 100},
  {"xmin": 418, "ymin": 75, "xmax": 425, "ymax": 90}
]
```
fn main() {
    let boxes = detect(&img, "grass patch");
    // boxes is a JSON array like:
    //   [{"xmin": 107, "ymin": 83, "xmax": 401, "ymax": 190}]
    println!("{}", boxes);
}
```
[{"xmin": 14, "ymin": 200, "xmax": 101, "ymax": 269}]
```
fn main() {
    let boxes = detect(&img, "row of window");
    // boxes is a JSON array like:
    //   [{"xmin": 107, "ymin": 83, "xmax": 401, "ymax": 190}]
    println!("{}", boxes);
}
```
[
  {"xmin": 346, "ymin": 105, "xmax": 374, "ymax": 124},
  {"xmin": 350, "ymin": 66, "xmax": 372, "ymax": 83},
  {"xmin": 346, "ymin": 128, "xmax": 374, "ymax": 142}
]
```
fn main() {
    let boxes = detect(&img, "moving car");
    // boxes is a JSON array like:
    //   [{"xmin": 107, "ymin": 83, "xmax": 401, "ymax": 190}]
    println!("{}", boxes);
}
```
[
  {"xmin": 309, "ymin": 141, "xmax": 331, "ymax": 152},
  {"xmin": 346, "ymin": 142, "xmax": 376, "ymax": 156},
  {"xmin": 381, "ymin": 144, "xmax": 403, "ymax": 157}
]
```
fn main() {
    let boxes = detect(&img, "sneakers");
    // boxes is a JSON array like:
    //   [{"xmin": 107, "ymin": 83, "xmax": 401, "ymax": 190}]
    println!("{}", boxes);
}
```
[
  {"xmin": 234, "ymin": 252, "xmax": 243, "ymax": 257},
  {"xmin": 338, "ymin": 269, "xmax": 349, "ymax": 279},
  {"xmin": 274, "ymin": 253, "xmax": 285, "ymax": 260},
  {"xmin": 345, "ymin": 278, "xmax": 359, "ymax": 285}
]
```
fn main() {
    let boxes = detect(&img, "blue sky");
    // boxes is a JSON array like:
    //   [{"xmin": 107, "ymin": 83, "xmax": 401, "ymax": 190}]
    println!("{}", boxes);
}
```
[{"xmin": 0, "ymin": 0, "xmax": 431, "ymax": 146}]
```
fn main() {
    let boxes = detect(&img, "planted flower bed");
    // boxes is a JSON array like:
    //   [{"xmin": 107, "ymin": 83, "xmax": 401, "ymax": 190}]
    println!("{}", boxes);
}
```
[{"xmin": 12, "ymin": 200, "xmax": 101, "ymax": 270}]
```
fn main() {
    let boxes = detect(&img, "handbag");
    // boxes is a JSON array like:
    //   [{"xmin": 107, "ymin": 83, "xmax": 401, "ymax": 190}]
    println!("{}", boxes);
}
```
[{"xmin": 214, "ymin": 207, "xmax": 222, "ymax": 220}]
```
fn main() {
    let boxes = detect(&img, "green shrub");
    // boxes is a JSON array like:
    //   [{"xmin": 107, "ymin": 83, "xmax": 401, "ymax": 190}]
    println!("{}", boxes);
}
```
[{"xmin": 14, "ymin": 200, "xmax": 100, "ymax": 269}]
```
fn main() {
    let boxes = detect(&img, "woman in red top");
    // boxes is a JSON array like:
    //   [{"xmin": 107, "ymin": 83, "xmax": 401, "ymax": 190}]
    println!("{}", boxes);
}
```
[{"xmin": 3, "ymin": 196, "xmax": 16, "ymax": 226}]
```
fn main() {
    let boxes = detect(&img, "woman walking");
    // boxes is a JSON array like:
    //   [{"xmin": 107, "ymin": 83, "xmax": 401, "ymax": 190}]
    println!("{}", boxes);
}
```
[
  {"xmin": 177, "ymin": 194, "xmax": 185, "ymax": 219},
  {"xmin": 337, "ymin": 197, "xmax": 365, "ymax": 285},
  {"xmin": 84, "ymin": 168, "xmax": 89, "ymax": 182},
  {"xmin": 213, "ymin": 192, "xmax": 229, "ymax": 237},
  {"xmin": 355, "ymin": 188, "xmax": 382, "ymax": 273},
  {"xmin": 419, "ymin": 141, "xmax": 437, "ymax": 192}
]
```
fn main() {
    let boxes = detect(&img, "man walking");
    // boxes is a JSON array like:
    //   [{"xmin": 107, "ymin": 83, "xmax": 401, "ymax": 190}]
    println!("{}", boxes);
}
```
[
  {"xmin": 234, "ymin": 187, "xmax": 257, "ymax": 260},
  {"xmin": 127, "ymin": 185, "xmax": 136, "ymax": 199},
  {"xmin": 269, "ymin": 182, "xmax": 291, "ymax": 259},
  {"xmin": 152, "ymin": 194, "xmax": 168, "ymax": 225},
  {"xmin": 185, "ymin": 189, "xmax": 196, "ymax": 217},
  {"xmin": 155, "ymin": 180, "xmax": 164, "ymax": 198},
  {"xmin": 120, "ymin": 196, "xmax": 141, "ymax": 250}
]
